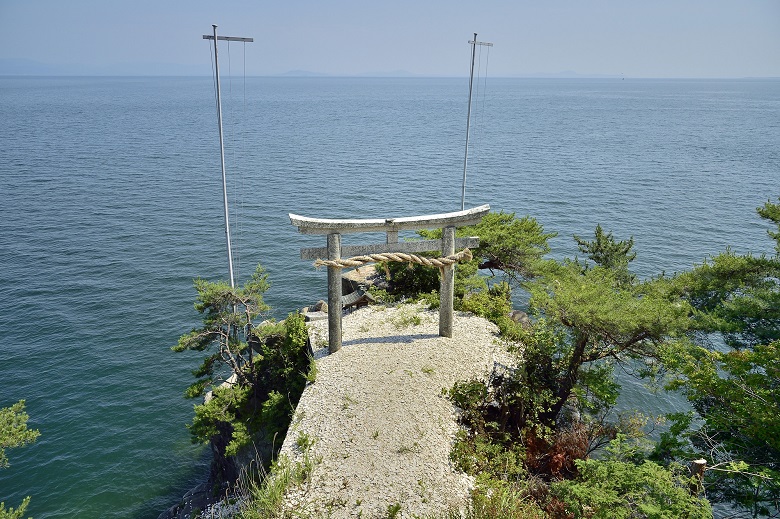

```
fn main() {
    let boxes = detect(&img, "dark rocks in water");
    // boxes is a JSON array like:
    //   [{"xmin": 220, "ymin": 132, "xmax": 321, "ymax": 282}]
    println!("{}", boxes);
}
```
[
  {"xmin": 342, "ymin": 265, "xmax": 387, "ymax": 293},
  {"xmin": 157, "ymin": 481, "xmax": 214, "ymax": 519},
  {"xmin": 158, "ymin": 419, "xmax": 275, "ymax": 518},
  {"xmin": 508, "ymin": 310, "xmax": 531, "ymax": 328}
]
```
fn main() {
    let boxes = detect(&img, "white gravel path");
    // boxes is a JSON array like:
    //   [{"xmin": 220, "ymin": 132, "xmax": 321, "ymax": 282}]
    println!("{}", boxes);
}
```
[{"xmin": 278, "ymin": 303, "xmax": 507, "ymax": 519}]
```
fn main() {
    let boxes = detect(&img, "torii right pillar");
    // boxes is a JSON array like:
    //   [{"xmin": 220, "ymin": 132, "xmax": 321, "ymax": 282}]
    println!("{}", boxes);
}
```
[{"xmin": 439, "ymin": 225, "xmax": 456, "ymax": 338}]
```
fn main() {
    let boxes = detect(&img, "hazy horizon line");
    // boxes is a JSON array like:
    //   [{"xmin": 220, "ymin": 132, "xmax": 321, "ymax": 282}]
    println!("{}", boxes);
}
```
[
  {"xmin": 2, "ymin": 73, "xmax": 778, "ymax": 80},
  {"xmin": 1, "ymin": 58, "xmax": 778, "ymax": 80}
]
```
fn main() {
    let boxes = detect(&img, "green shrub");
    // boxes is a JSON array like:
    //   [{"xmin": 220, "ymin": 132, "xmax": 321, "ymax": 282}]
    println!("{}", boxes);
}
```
[
  {"xmin": 550, "ymin": 439, "xmax": 712, "ymax": 518},
  {"xmin": 381, "ymin": 258, "xmax": 439, "ymax": 297},
  {"xmin": 237, "ymin": 453, "xmax": 319, "ymax": 519},
  {"xmin": 0, "ymin": 496, "xmax": 31, "ymax": 519},
  {"xmin": 467, "ymin": 483, "xmax": 547, "ymax": 519},
  {"xmin": 185, "ymin": 311, "xmax": 312, "ymax": 460},
  {"xmin": 0, "ymin": 400, "xmax": 39, "ymax": 519},
  {"xmin": 460, "ymin": 282, "xmax": 511, "ymax": 322}
]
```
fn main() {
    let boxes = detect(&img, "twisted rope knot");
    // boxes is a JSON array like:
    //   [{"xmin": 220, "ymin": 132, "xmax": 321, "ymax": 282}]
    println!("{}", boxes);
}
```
[{"xmin": 314, "ymin": 248, "xmax": 473, "ymax": 269}]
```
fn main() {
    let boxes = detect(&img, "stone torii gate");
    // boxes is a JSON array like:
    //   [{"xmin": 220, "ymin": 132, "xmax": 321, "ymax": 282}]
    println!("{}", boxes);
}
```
[{"xmin": 290, "ymin": 204, "xmax": 490, "ymax": 353}]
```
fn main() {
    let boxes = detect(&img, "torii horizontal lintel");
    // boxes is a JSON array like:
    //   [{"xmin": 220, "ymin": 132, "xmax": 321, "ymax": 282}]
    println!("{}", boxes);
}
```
[
  {"xmin": 289, "ymin": 204, "xmax": 490, "ymax": 235},
  {"xmin": 300, "ymin": 237, "xmax": 481, "ymax": 260}
]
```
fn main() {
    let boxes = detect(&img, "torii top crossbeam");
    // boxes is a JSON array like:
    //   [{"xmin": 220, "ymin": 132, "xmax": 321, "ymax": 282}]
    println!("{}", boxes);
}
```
[{"xmin": 290, "ymin": 204, "xmax": 490, "ymax": 234}]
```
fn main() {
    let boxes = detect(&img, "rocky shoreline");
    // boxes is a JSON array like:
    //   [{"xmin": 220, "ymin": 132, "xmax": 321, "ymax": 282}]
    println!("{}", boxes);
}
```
[{"xmin": 160, "ymin": 301, "xmax": 508, "ymax": 518}]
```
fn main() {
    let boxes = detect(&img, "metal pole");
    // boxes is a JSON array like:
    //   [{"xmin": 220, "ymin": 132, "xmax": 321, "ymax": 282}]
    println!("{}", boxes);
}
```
[
  {"xmin": 460, "ymin": 34, "xmax": 491, "ymax": 211},
  {"xmin": 212, "ymin": 24, "xmax": 236, "ymax": 288},
  {"xmin": 461, "ymin": 33, "xmax": 478, "ymax": 211}
]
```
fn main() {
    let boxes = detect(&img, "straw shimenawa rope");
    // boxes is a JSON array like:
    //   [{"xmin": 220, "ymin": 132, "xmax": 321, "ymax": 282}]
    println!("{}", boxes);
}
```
[{"xmin": 313, "ymin": 248, "xmax": 473, "ymax": 269}]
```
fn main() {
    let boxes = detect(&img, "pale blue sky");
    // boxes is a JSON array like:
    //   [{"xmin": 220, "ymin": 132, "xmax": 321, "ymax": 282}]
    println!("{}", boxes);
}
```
[{"xmin": 1, "ymin": 0, "xmax": 778, "ymax": 77}]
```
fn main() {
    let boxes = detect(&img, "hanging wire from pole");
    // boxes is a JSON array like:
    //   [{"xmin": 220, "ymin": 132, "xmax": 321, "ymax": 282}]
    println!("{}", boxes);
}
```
[
  {"xmin": 226, "ymin": 39, "xmax": 238, "ymax": 284},
  {"xmin": 478, "ymin": 45, "xmax": 492, "ymax": 187},
  {"xmin": 469, "ymin": 44, "xmax": 484, "ymax": 184},
  {"xmin": 461, "ymin": 33, "xmax": 493, "ymax": 211},
  {"xmin": 234, "ymin": 40, "xmax": 249, "ymax": 285},
  {"xmin": 480, "ymin": 44, "xmax": 491, "ymax": 132},
  {"xmin": 469, "ymin": 42, "xmax": 492, "ymax": 186},
  {"xmin": 226, "ymin": 39, "xmax": 242, "ymax": 285}
]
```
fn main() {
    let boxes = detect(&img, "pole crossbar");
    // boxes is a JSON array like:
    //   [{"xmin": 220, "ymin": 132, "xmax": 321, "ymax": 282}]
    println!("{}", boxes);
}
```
[{"xmin": 203, "ymin": 35, "xmax": 254, "ymax": 42}]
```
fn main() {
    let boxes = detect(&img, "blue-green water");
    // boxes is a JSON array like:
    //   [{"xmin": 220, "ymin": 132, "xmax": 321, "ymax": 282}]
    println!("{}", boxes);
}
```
[{"xmin": 0, "ymin": 76, "xmax": 778, "ymax": 518}]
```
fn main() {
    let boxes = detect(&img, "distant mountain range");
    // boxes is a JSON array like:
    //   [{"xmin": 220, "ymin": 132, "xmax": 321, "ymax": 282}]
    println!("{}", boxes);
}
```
[
  {"xmin": 0, "ymin": 60, "xmax": 425, "ymax": 77},
  {"xmin": 0, "ymin": 58, "xmax": 208, "ymax": 76},
  {"xmin": 280, "ymin": 69, "xmax": 421, "ymax": 77},
  {"xmin": 3, "ymin": 59, "xmax": 771, "ymax": 79}
]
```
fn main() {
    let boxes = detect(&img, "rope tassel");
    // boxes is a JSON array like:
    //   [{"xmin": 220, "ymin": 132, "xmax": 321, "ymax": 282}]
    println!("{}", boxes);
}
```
[{"xmin": 313, "ymin": 248, "xmax": 473, "ymax": 269}]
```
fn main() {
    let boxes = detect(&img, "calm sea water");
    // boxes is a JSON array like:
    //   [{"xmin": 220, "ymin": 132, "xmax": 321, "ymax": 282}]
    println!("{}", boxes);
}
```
[{"xmin": 0, "ymin": 76, "xmax": 777, "ymax": 518}]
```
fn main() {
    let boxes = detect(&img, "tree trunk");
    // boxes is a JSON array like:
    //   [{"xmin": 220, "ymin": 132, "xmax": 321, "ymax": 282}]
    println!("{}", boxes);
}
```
[
  {"xmin": 543, "ymin": 334, "xmax": 588, "ymax": 426},
  {"xmin": 688, "ymin": 458, "xmax": 707, "ymax": 495}
]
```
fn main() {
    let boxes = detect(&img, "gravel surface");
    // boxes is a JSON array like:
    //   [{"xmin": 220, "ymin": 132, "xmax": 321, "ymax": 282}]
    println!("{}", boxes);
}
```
[{"xmin": 278, "ymin": 303, "xmax": 508, "ymax": 518}]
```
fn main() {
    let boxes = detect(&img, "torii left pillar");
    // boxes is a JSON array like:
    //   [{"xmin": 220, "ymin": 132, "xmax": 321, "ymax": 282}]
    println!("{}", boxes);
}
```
[{"xmin": 326, "ymin": 232, "xmax": 342, "ymax": 353}]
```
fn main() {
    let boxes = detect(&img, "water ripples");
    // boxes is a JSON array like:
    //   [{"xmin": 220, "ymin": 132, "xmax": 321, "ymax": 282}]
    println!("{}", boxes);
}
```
[{"xmin": 0, "ymin": 76, "xmax": 778, "ymax": 518}]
